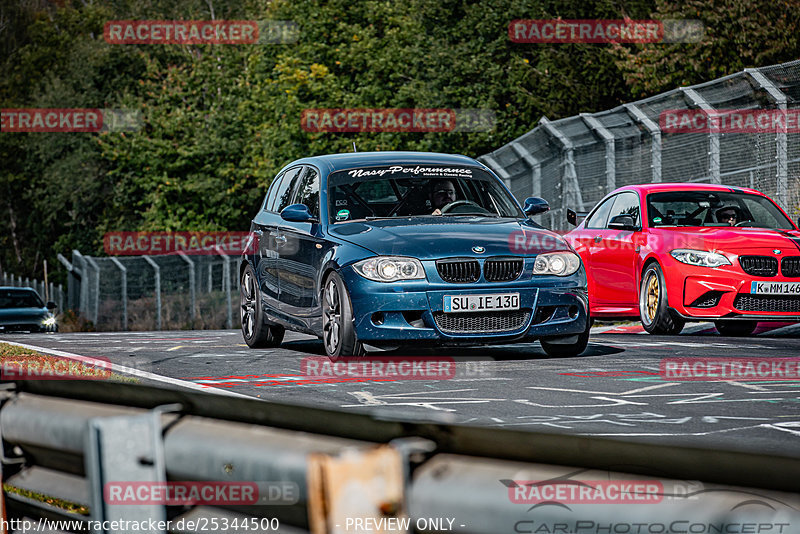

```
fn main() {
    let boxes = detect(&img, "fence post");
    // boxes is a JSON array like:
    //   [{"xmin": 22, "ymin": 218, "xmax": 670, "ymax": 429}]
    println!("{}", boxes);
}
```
[
  {"xmin": 58, "ymin": 253, "xmax": 78, "ymax": 312},
  {"xmin": 581, "ymin": 113, "xmax": 616, "ymax": 195},
  {"xmin": 85, "ymin": 256, "xmax": 101, "ymax": 326},
  {"xmin": 207, "ymin": 263, "xmax": 213, "ymax": 293},
  {"xmin": 72, "ymin": 250, "xmax": 89, "ymax": 318},
  {"xmin": 110, "ymin": 257, "xmax": 128, "ymax": 331},
  {"xmin": 178, "ymin": 252, "xmax": 196, "ymax": 324},
  {"xmin": 510, "ymin": 142, "xmax": 542, "ymax": 198},
  {"xmin": 540, "ymin": 117, "xmax": 583, "ymax": 230},
  {"xmin": 682, "ymin": 88, "xmax": 720, "ymax": 183},
  {"xmin": 143, "ymin": 256, "xmax": 161, "ymax": 331},
  {"xmin": 57, "ymin": 284, "xmax": 64, "ymax": 311},
  {"xmin": 217, "ymin": 248, "xmax": 232, "ymax": 329},
  {"xmin": 624, "ymin": 103, "xmax": 662, "ymax": 183},
  {"xmin": 478, "ymin": 154, "xmax": 513, "ymax": 192},
  {"xmin": 746, "ymin": 68, "xmax": 789, "ymax": 209}
]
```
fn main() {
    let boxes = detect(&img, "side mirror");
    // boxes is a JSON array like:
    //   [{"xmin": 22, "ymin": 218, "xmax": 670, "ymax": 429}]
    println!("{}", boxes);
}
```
[
  {"xmin": 280, "ymin": 203, "xmax": 318, "ymax": 223},
  {"xmin": 523, "ymin": 197, "xmax": 550, "ymax": 216},
  {"xmin": 46, "ymin": 301, "xmax": 57, "ymax": 310},
  {"xmin": 567, "ymin": 209, "xmax": 577, "ymax": 226},
  {"xmin": 608, "ymin": 214, "xmax": 638, "ymax": 231}
]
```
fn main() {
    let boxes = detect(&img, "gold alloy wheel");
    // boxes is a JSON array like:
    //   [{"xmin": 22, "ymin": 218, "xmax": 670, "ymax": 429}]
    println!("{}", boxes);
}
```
[{"xmin": 645, "ymin": 274, "xmax": 659, "ymax": 321}]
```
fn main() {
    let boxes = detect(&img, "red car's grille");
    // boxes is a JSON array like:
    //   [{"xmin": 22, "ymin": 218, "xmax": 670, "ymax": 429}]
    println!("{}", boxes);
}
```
[
  {"xmin": 734, "ymin": 295, "xmax": 800, "ymax": 313},
  {"xmin": 781, "ymin": 257, "xmax": 800, "ymax": 277},
  {"xmin": 484, "ymin": 258, "xmax": 523, "ymax": 282},
  {"xmin": 739, "ymin": 256, "xmax": 778, "ymax": 277}
]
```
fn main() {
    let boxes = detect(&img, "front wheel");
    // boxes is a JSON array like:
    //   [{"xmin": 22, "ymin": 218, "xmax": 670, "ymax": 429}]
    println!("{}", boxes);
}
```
[
  {"xmin": 322, "ymin": 271, "xmax": 364, "ymax": 359},
  {"xmin": 240, "ymin": 264, "xmax": 284, "ymax": 348},
  {"xmin": 714, "ymin": 320, "xmax": 757, "ymax": 337},
  {"xmin": 639, "ymin": 263, "xmax": 684, "ymax": 335}
]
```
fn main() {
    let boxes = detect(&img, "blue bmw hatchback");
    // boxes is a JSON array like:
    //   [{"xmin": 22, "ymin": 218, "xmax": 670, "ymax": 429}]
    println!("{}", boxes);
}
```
[{"xmin": 240, "ymin": 152, "xmax": 590, "ymax": 358}]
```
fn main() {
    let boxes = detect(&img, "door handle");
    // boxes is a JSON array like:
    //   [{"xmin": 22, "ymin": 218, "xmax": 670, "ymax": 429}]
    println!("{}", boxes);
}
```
[{"xmin": 594, "ymin": 235, "xmax": 603, "ymax": 243}]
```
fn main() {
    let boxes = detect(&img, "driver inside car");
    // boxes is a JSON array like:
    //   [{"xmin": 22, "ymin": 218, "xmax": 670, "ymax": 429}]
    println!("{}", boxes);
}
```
[
  {"xmin": 715, "ymin": 205, "xmax": 740, "ymax": 226},
  {"xmin": 429, "ymin": 179, "xmax": 457, "ymax": 215}
]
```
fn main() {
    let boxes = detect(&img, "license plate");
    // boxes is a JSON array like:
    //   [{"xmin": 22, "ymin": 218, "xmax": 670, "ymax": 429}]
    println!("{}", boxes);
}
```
[
  {"xmin": 443, "ymin": 293, "xmax": 520, "ymax": 313},
  {"xmin": 750, "ymin": 281, "xmax": 800, "ymax": 295}
]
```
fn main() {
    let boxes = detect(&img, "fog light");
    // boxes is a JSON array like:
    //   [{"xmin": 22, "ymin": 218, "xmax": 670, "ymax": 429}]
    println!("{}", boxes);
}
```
[
  {"xmin": 568, "ymin": 305, "xmax": 579, "ymax": 318},
  {"xmin": 371, "ymin": 312, "xmax": 385, "ymax": 326}
]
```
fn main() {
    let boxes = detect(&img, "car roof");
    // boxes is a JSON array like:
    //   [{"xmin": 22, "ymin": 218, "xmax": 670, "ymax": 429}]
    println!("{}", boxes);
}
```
[
  {"xmin": 0, "ymin": 286, "xmax": 37, "ymax": 291},
  {"xmin": 613, "ymin": 183, "xmax": 765, "ymax": 196},
  {"xmin": 282, "ymin": 151, "xmax": 484, "ymax": 174}
]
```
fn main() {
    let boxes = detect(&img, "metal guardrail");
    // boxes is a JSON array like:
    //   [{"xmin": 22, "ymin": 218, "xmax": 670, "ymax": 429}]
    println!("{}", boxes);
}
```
[{"xmin": 1, "ymin": 379, "xmax": 799, "ymax": 534}]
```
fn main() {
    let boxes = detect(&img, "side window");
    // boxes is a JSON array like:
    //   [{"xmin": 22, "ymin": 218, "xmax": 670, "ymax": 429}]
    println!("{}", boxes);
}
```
[
  {"xmin": 293, "ymin": 166, "xmax": 320, "ymax": 218},
  {"xmin": 585, "ymin": 195, "xmax": 616, "ymax": 229},
  {"xmin": 606, "ymin": 192, "xmax": 641, "ymax": 228},
  {"xmin": 264, "ymin": 172, "xmax": 284, "ymax": 211},
  {"xmin": 272, "ymin": 167, "xmax": 303, "ymax": 212}
]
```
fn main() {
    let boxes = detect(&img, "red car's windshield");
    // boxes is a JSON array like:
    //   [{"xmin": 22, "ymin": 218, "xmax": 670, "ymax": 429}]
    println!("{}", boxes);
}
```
[{"xmin": 646, "ymin": 191, "xmax": 795, "ymax": 229}]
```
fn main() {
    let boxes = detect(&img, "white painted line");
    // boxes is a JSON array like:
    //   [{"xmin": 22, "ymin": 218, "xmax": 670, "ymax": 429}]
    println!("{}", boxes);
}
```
[
  {"xmin": 0, "ymin": 339, "xmax": 252, "ymax": 399},
  {"xmin": 525, "ymin": 383, "xmax": 678, "ymax": 396}
]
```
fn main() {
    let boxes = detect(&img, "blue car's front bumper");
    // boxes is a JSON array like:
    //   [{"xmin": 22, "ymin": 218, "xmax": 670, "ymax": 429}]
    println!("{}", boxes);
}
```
[{"xmin": 341, "ymin": 263, "xmax": 589, "ymax": 346}]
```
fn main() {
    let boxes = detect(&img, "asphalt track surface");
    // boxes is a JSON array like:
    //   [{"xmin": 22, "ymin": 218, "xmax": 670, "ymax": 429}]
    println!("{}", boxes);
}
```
[{"xmin": 3, "ymin": 323, "xmax": 800, "ymax": 456}]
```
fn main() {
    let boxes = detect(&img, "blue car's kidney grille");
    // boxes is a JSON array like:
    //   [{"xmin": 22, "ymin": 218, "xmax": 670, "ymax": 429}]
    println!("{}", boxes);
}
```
[
  {"xmin": 436, "ymin": 259, "xmax": 480, "ymax": 283},
  {"xmin": 484, "ymin": 258, "xmax": 523, "ymax": 282},
  {"xmin": 434, "ymin": 309, "xmax": 531, "ymax": 334},
  {"xmin": 739, "ymin": 256, "xmax": 778, "ymax": 277}
]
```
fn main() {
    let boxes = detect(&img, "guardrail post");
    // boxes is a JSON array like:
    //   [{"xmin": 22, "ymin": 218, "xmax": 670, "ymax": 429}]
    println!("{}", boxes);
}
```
[
  {"xmin": 624, "ymin": 103, "xmax": 662, "ymax": 183},
  {"xmin": 143, "ymin": 256, "xmax": 161, "ymax": 331},
  {"xmin": 110, "ymin": 257, "xmax": 128, "ymax": 331},
  {"xmin": 581, "ymin": 113, "xmax": 616, "ymax": 194},
  {"xmin": 510, "ymin": 142, "xmax": 542, "ymax": 198},
  {"xmin": 682, "ymin": 88, "xmax": 720, "ymax": 183},
  {"xmin": 746, "ymin": 68, "xmax": 790, "ymax": 209},
  {"xmin": 86, "ymin": 411, "xmax": 168, "ymax": 533},
  {"xmin": 217, "ymin": 248, "xmax": 232, "ymax": 329},
  {"xmin": 178, "ymin": 252, "xmax": 196, "ymax": 324}
]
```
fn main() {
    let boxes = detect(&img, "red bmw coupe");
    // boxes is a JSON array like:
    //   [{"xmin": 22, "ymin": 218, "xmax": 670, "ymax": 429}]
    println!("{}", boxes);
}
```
[{"xmin": 565, "ymin": 183, "xmax": 800, "ymax": 336}]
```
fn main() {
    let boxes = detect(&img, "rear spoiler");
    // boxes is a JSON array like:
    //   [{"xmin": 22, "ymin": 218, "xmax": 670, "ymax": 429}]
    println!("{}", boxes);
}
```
[{"xmin": 567, "ymin": 209, "xmax": 589, "ymax": 226}]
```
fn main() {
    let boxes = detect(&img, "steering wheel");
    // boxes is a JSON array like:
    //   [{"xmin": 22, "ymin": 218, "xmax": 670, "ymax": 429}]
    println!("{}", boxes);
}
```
[
  {"xmin": 734, "ymin": 220, "xmax": 754, "ymax": 227},
  {"xmin": 440, "ymin": 200, "xmax": 490, "ymax": 215}
]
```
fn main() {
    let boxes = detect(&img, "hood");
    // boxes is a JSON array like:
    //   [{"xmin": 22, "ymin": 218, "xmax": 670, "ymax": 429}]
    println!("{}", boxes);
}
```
[
  {"xmin": 651, "ymin": 227, "xmax": 800, "ymax": 254},
  {"xmin": 328, "ymin": 217, "xmax": 571, "ymax": 258},
  {"xmin": 0, "ymin": 307, "xmax": 49, "ymax": 324}
]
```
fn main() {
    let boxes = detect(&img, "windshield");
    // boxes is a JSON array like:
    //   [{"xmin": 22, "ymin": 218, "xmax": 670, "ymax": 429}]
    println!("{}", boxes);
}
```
[
  {"xmin": 327, "ymin": 165, "xmax": 523, "ymax": 223},
  {"xmin": 0, "ymin": 289, "xmax": 44, "ymax": 309},
  {"xmin": 646, "ymin": 191, "xmax": 795, "ymax": 229}
]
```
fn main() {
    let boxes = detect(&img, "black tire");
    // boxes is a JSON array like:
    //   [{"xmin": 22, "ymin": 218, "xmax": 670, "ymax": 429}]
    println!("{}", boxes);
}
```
[
  {"xmin": 714, "ymin": 320, "xmax": 757, "ymax": 337},
  {"xmin": 639, "ymin": 263, "xmax": 685, "ymax": 335},
  {"xmin": 240, "ymin": 264, "xmax": 284, "ymax": 348},
  {"xmin": 321, "ymin": 271, "xmax": 364, "ymax": 359},
  {"xmin": 540, "ymin": 319, "xmax": 591, "ymax": 358}
]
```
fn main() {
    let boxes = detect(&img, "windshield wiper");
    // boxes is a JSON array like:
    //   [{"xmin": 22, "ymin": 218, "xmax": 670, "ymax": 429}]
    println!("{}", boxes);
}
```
[{"xmin": 442, "ymin": 212, "xmax": 500, "ymax": 217}]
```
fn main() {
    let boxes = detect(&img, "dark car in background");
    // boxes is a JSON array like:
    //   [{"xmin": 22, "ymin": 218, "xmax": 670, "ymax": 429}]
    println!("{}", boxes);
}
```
[
  {"xmin": 240, "ymin": 151, "xmax": 590, "ymax": 359},
  {"xmin": 0, "ymin": 287, "xmax": 58, "ymax": 333}
]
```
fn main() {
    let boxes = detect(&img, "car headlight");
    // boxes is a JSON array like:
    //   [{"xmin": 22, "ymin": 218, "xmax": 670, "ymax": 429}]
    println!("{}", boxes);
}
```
[
  {"xmin": 533, "ymin": 252, "xmax": 581, "ymax": 276},
  {"xmin": 352, "ymin": 256, "xmax": 426, "ymax": 282},
  {"xmin": 670, "ymin": 249, "xmax": 731, "ymax": 267},
  {"xmin": 42, "ymin": 316, "xmax": 57, "ymax": 326}
]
